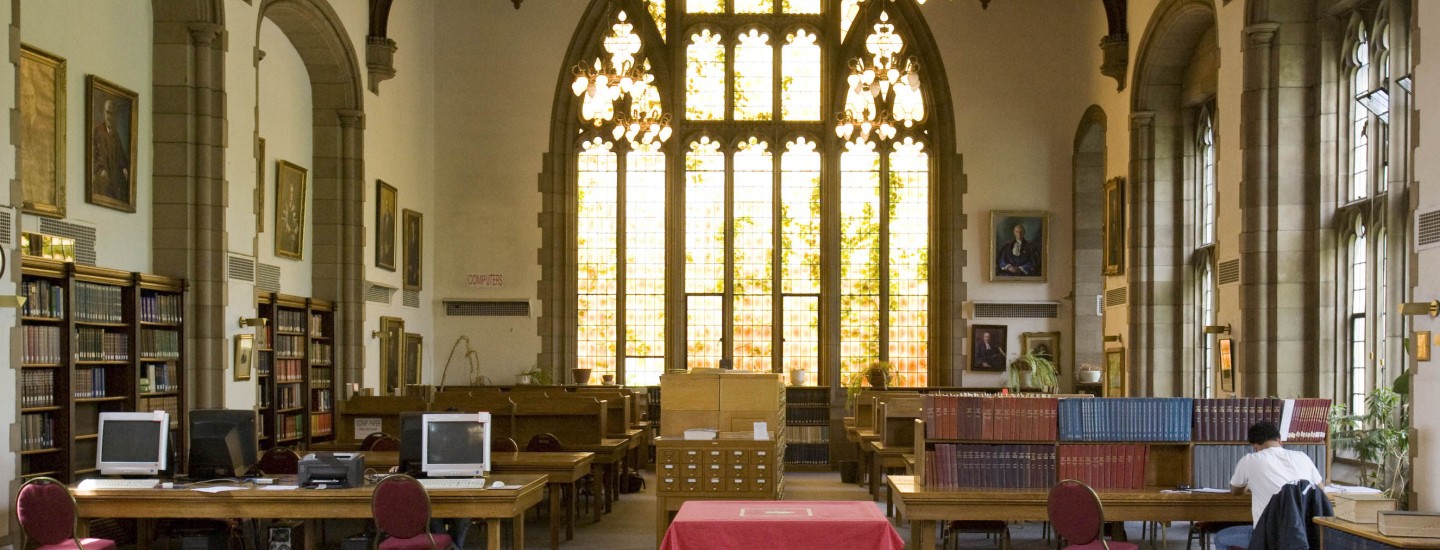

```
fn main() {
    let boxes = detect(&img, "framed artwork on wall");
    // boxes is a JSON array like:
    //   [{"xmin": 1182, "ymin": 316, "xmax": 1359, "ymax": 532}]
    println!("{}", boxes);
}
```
[
  {"xmin": 85, "ymin": 75, "xmax": 139, "ymax": 213},
  {"xmin": 376, "ymin": 180, "xmax": 397, "ymax": 271},
  {"xmin": 404, "ymin": 333, "xmax": 423, "ymax": 388},
  {"xmin": 256, "ymin": 137, "xmax": 266, "ymax": 232},
  {"xmin": 378, "ymin": 316, "xmax": 405, "ymax": 396},
  {"xmin": 1103, "ymin": 176, "xmax": 1126, "ymax": 275},
  {"xmin": 1021, "ymin": 331, "xmax": 1061, "ymax": 374},
  {"xmin": 970, "ymin": 324, "xmax": 1008, "ymax": 372},
  {"xmin": 1104, "ymin": 348, "xmax": 1126, "ymax": 397},
  {"xmin": 403, "ymin": 209, "xmax": 423, "ymax": 291},
  {"xmin": 234, "ymin": 334, "xmax": 254, "ymax": 381},
  {"xmin": 274, "ymin": 160, "xmax": 308, "ymax": 260},
  {"xmin": 19, "ymin": 44, "xmax": 67, "ymax": 218},
  {"xmin": 1219, "ymin": 338, "xmax": 1235, "ymax": 393},
  {"xmin": 990, "ymin": 211, "xmax": 1047, "ymax": 281}
]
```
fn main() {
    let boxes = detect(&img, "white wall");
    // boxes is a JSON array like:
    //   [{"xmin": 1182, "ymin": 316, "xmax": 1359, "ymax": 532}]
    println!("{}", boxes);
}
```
[
  {"xmin": 1408, "ymin": 0, "xmax": 1440, "ymax": 512},
  {"xmin": 2, "ymin": 0, "xmax": 16, "ymax": 536}
]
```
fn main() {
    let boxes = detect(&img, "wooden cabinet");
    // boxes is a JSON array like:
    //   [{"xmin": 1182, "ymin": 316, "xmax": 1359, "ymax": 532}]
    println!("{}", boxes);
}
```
[
  {"xmin": 18, "ymin": 258, "xmax": 185, "ymax": 483},
  {"xmin": 255, "ymin": 292, "xmax": 335, "ymax": 450},
  {"xmin": 785, "ymin": 386, "xmax": 830, "ymax": 470}
]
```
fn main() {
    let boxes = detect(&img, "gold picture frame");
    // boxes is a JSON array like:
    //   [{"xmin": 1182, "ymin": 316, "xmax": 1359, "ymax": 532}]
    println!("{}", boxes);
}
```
[
  {"xmin": 256, "ymin": 137, "xmax": 266, "ymax": 232},
  {"xmin": 20, "ymin": 45, "xmax": 67, "ymax": 218},
  {"xmin": 376, "ymin": 180, "xmax": 398, "ymax": 271},
  {"xmin": 990, "ymin": 210, "xmax": 1048, "ymax": 281},
  {"xmin": 378, "ymin": 316, "xmax": 406, "ymax": 396},
  {"xmin": 1219, "ymin": 338, "xmax": 1235, "ymax": 393},
  {"xmin": 85, "ymin": 75, "xmax": 139, "ymax": 213},
  {"xmin": 1103, "ymin": 176, "xmax": 1126, "ymax": 276},
  {"xmin": 1021, "ymin": 331, "xmax": 1062, "ymax": 374},
  {"xmin": 234, "ymin": 334, "xmax": 255, "ymax": 381},
  {"xmin": 1104, "ymin": 348, "xmax": 1126, "ymax": 397},
  {"xmin": 1416, "ymin": 331, "xmax": 1432, "ymax": 362},
  {"xmin": 403, "ymin": 209, "xmax": 423, "ymax": 291},
  {"xmin": 404, "ymin": 333, "xmax": 423, "ymax": 387},
  {"xmin": 274, "ymin": 160, "xmax": 308, "ymax": 260}
]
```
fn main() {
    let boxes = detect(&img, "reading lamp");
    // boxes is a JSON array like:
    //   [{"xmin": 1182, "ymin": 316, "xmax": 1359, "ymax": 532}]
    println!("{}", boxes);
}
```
[
  {"xmin": 1203, "ymin": 324, "xmax": 1232, "ymax": 335},
  {"xmin": 237, "ymin": 317, "xmax": 268, "ymax": 329},
  {"xmin": 1399, "ymin": 300, "xmax": 1439, "ymax": 318}
]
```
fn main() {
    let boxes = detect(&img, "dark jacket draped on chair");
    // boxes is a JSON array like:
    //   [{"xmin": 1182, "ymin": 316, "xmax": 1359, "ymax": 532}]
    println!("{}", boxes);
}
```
[{"xmin": 1248, "ymin": 480, "xmax": 1333, "ymax": 550}]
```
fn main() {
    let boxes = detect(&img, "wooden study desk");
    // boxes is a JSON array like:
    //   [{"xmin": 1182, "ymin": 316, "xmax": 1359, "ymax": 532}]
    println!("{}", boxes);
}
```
[
  {"xmin": 567, "ymin": 437, "xmax": 629, "ymax": 514},
  {"xmin": 72, "ymin": 474, "xmax": 546, "ymax": 550},
  {"xmin": 889, "ymin": 475, "xmax": 1251, "ymax": 550},
  {"xmin": 360, "ymin": 450, "xmax": 597, "ymax": 550},
  {"xmin": 1315, "ymin": 517, "xmax": 1440, "ymax": 550}
]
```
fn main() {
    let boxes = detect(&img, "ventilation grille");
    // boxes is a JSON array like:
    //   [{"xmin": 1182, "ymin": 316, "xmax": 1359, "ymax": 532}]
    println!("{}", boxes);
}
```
[
  {"xmin": 403, "ymin": 289, "xmax": 420, "ymax": 308},
  {"xmin": 37, "ymin": 218, "xmax": 97, "ymax": 266},
  {"xmin": 228, "ymin": 254, "xmax": 256, "ymax": 282},
  {"xmin": 1106, "ymin": 287, "xmax": 1128, "ymax": 307},
  {"xmin": 255, "ymin": 263, "xmax": 282, "ymax": 293},
  {"xmin": 444, "ymin": 300, "xmax": 532, "ymax": 317},
  {"xmin": 1218, "ymin": 259, "xmax": 1241, "ymax": 285},
  {"xmin": 972, "ymin": 302, "xmax": 1059, "ymax": 319},
  {"xmin": 1418, "ymin": 209, "xmax": 1440, "ymax": 251},
  {"xmin": 366, "ymin": 283, "xmax": 394, "ymax": 304},
  {"xmin": 0, "ymin": 207, "xmax": 13, "ymax": 246}
]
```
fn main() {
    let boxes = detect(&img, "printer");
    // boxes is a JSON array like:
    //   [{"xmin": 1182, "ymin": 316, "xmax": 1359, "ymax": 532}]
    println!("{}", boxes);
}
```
[{"xmin": 297, "ymin": 452, "xmax": 364, "ymax": 487}]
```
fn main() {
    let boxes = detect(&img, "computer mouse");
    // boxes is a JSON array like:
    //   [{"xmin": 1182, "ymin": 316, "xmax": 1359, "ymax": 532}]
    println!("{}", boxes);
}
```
[{"xmin": 492, "ymin": 481, "xmax": 505, "ymax": 488}]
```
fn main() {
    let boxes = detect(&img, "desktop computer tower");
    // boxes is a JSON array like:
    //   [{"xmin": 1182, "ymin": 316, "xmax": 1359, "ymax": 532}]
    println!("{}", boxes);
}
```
[{"xmin": 268, "ymin": 520, "xmax": 304, "ymax": 550}]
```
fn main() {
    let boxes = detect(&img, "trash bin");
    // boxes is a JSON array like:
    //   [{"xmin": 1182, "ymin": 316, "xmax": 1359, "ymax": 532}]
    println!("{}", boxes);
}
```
[{"xmin": 839, "ymin": 460, "xmax": 859, "ymax": 484}]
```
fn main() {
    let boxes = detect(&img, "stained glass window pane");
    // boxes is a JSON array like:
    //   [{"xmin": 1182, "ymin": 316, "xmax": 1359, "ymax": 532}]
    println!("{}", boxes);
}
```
[
  {"xmin": 782, "ymin": 30, "xmax": 821, "ymax": 121},
  {"xmin": 840, "ymin": 141, "xmax": 881, "ymax": 381},
  {"xmin": 841, "ymin": 0, "xmax": 862, "ymax": 41},
  {"xmin": 781, "ymin": 138, "xmax": 821, "ymax": 294},
  {"xmin": 687, "ymin": 0, "xmax": 724, "ymax": 14},
  {"xmin": 1200, "ymin": 263, "xmax": 1214, "ymax": 398},
  {"xmin": 625, "ymin": 144, "xmax": 667, "ymax": 385},
  {"xmin": 686, "ymin": 29, "xmax": 726, "ymax": 121},
  {"xmin": 646, "ymin": 0, "xmax": 666, "ymax": 41},
  {"xmin": 783, "ymin": 0, "xmax": 820, "ymax": 14},
  {"xmin": 735, "ymin": 29, "xmax": 774, "ymax": 121},
  {"xmin": 733, "ymin": 139, "xmax": 774, "ymax": 372},
  {"xmin": 1200, "ymin": 115, "xmax": 1215, "ymax": 245},
  {"xmin": 888, "ymin": 139, "xmax": 928, "ymax": 387},
  {"xmin": 577, "ymin": 140, "xmax": 618, "ymax": 380},
  {"xmin": 783, "ymin": 296, "xmax": 819, "ymax": 386},
  {"xmin": 1352, "ymin": 36, "xmax": 1370, "ymax": 201},
  {"xmin": 736, "ymin": 0, "xmax": 772, "ymax": 14},
  {"xmin": 686, "ymin": 138, "xmax": 726, "ymax": 294},
  {"xmin": 688, "ymin": 295, "xmax": 723, "ymax": 369}
]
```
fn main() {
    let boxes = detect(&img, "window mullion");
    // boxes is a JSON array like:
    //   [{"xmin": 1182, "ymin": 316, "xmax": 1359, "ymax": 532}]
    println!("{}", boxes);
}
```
[
  {"xmin": 616, "ymin": 149, "xmax": 630, "ymax": 382},
  {"xmin": 878, "ymin": 149, "xmax": 891, "ymax": 363},
  {"xmin": 723, "ymin": 147, "xmax": 736, "ymax": 362}
]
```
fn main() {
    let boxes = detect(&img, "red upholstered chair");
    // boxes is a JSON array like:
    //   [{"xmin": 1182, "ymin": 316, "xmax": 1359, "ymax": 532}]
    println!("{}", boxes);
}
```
[
  {"xmin": 361, "ymin": 432, "xmax": 391, "ymax": 451},
  {"xmin": 492, "ymin": 437, "xmax": 519, "ymax": 453},
  {"xmin": 15, "ymin": 477, "xmax": 118, "ymax": 550},
  {"xmin": 370, "ymin": 435, "xmax": 401, "ymax": 452},
  {"xmin": 371, "ymin": 475, "xmax": 454, "ymax": 550},
  {"xmin": 256, "ymin": 446, "xmax": 301, "ymax": 476},
  {"xmin": 1047, "ymin": 479, "xmax": 1138, "ymax": 550},
  {"xmin": 524, "ymin": 433, "xmax": 564, "ymax": 452}
]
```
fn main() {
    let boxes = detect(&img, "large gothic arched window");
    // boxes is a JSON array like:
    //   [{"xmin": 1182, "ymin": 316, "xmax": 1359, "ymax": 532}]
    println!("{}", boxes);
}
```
[{"xmin": 553, "ymin": 0, "xmax": 951, "ymax": 387}]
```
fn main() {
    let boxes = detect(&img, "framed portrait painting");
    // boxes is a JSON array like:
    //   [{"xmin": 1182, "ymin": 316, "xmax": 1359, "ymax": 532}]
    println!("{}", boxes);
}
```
[
  {"xmin": 404, "ymin": 333, "xmax": 423, "ymax": 388},
  {"xmin": 378, "ymin": 316, "xmax": 405, "ymax": 396},
  {"xmin": 376, "ymin": 180, "xmax": 397, "ymax": 271},
  {"xmin": 990, "ymin": 211, "xmax": 1047, "ymax": 281},
  {"xmin": 85, "ymin": 75, "xmax": 139, "ymax": 213},
  {"xmin": 1021, "ymin": 332, "xmax": 1061, "ymax": 374},
  {"xmin": 19, "ymin": 45, "xmax": 67, "ymax": 218},
  {"xmin": 970, "ymin": 324, "xmax": 1008, "ymax": 372},
  {"xmin": 274, "ymin": 160, "xmax": 308, "ymax": 260},
  {"xmin": 1104, "ymin": 348, "xmax": 1126, "ymax": 397},
  {"xmin": 403, "ymin": 209, "xmax": 423, "ymax": 291},
  {"xmin": 1218, "ymin": 338, "xmax": 1235, "ymax": 393},
  {"xmin": 1103, "ymin": 177, "xmax": 1126, "ymax": 276},
  {"xmin": 234, "ymin": 334, "xmax": 254, "ymax": 381}
]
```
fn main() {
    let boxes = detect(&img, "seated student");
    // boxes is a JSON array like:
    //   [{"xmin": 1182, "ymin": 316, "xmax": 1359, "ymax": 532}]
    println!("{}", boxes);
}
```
[{"xmin": 1213, "ymin": 420, "xmax": 1323, "ymax": 550}]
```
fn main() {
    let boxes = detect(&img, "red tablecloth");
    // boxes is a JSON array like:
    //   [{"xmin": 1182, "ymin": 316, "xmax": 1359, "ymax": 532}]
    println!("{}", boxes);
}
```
[{"xmin": 660, "ymin": 500, "xmax": 905, "ymax": 550}]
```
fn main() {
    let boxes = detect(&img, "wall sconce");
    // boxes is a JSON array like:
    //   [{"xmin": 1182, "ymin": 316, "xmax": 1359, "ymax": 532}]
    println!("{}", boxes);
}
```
[
  {"xmin": 1203, "ymin": 324, "xmax": 1232, "ymax": 335},
  {"xmin": 1103, "ymin": 334, "xmax": 1123, "ymax": 343},
  {"xmin": 1399, "ymin": 300, "xmax": 1439, "ymax": 318},
  {"xmin": 0, "ymin": 295, "xmax": 28, "ymax": 308},
  {"xmin": 237, "ymin": 317, "xmax": 268, "ymax": 329}
]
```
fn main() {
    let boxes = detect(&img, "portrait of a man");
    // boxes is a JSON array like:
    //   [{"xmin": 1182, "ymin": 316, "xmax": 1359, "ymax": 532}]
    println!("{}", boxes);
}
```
[
  {"xmin": 970, "ymin": 324, "xmax": 1008, "ymax": 372},
  {"xmin": 85, "ymin": 76, "xmax": 138, "ymax": 212},
  {"xmin": 274, "ymin": 160, "xmax": 308, "ymax": 260},
  {"xmin": 403, "ymin": 209, "xmax": 423, "ymax": 290},
  {"xmin": 376, "ymin": 180, "xmax": 397, "ymax": 271},
  {"xmin": 990, "ymin": 211, "xmax": 1047, "ymax": 281}
]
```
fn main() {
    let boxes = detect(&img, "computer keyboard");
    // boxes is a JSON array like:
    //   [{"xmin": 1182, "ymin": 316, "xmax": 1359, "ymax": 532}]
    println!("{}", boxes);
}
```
[
  {"xmin": 417, "ymin": 478, "xmax": 487, "ymax": 490},
  {"xmin": 78, "ymin": 478, "xmax": 161, "ymax": 490}
]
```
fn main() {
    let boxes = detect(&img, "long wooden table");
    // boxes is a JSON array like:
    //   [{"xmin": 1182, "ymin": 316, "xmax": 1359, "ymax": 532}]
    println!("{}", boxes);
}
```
[
  {"xmin": 567, "ymin": 438, "xmax": 629, "ymax": 514},
  {"xmin": 73, "ymin": 474, "xmax": 546, "ymax": 550},
  {"xmin": 1315, "ymin": 517, "xmax": 1440, "ymax": 550},
  {"xmin": 889, "ymin": 476, "xmax": 1252, "ymax": 549},
  {"xmin": 360, "ymin": 450, "xmax": 596, "ymax": 550}
]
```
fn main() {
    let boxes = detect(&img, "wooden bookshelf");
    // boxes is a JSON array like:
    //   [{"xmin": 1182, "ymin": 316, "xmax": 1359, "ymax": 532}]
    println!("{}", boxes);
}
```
[
  {"xmin": 784, "ymin": 386, "xmax": 830, "ymax": 470},
  {"xmin": 18, "ymin": 258, "xmax": 185, "ymax": 483},
  {"xmin": 255, "ymin": 292, "xmax": 336, "ymax": 450}
]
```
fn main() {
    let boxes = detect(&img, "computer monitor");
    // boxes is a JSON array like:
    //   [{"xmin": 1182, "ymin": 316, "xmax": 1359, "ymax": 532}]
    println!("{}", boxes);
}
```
[
  {"xmin": 187, "ymin": 409, "xmax": 258, "ymax": 478},
  {"xmin": 97, "ymin": 411, "xmax": 170, "ymax": 476},
  {"xmin": 398, "ymin": 411, "xmax": 425, "ymax": 474},
  {"xmin": 420, "ymin": 412, "xmax": 491, "ymax": 478}
]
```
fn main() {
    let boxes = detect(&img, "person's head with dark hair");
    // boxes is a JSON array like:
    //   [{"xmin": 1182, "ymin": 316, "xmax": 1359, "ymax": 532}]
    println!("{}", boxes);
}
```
[{"xmin": 1247, "ymin": 420, "xmax": 1281, "ymax": 447}]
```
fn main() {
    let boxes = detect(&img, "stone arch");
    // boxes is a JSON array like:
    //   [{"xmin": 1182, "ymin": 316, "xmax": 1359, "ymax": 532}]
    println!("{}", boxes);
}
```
[
  {"xmin": 1072, "ymin": 105, "xmax": 1106, "ymax": 392},
  {"xmin": 1127, "ymin": 0, "xmax": 1216, "ymax": 396},
  {"xmin": 150, "ymin": 0, "xmax": 228, "ymax": 407},
  {"xmin": 258, "ymin": 0, "xmax": 367, "ymax": 390}
]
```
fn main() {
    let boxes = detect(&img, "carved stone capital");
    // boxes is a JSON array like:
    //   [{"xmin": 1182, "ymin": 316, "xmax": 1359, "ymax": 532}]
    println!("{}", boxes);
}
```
[
  {"xmin": 189, "ymin": 22, "xmax": 224, "ymax": 47},
  {"xmin": 366, "ymin": 36, "xmax": 398, "ymax": 95},
  {"xmin": 1100, "ymin": 34, "xmax": 1129, "ymax": 91},
  {"xmin": 1245, "ymin": 23, "xmax": 1280, "ymax": 49}
]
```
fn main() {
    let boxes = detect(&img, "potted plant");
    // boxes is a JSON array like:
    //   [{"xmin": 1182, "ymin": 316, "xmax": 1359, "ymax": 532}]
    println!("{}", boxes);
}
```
[
  {"xmin": 845, "ymin": 361, "xmax": 895, "ymax": 408},
  {"xmin": 516, "ymin": 364, "xmax": 553, "ymax": 385},
  {"xmin": 571, "ymin": 367, "xmax": 593, "ymax": 385},
  {"xmin": 1077, "ymin": 363, "xmax": 1102, "ymax": 384},
  {"xmin": 1006, "ymin": 350, "xmax": 1057, "ymax": 392},
  {"xmin": 1330, "ymin": 378, "xmax": 1410, "ymax": 508}
]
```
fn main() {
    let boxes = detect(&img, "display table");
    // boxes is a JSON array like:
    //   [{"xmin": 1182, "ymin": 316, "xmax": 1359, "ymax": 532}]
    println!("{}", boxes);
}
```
[
  {"xmin": 1316, "ymin": 517, "xmax": 1440, "ymax": 550},
  {"xmin": 659, "ymin": 500, "xmax": 904, "ymax": 550}
]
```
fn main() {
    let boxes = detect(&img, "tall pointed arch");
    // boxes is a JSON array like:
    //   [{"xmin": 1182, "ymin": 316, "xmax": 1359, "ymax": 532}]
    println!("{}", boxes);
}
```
[{"xmin": 539, "ymin": 0, "xmax": 958, "ymax": 389}]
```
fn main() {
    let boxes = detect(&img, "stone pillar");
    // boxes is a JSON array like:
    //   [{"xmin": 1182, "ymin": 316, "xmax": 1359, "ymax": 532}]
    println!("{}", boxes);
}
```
[{"xmin": 1127, "ymin": 112, "xmax": 1156, "ymax": 396}]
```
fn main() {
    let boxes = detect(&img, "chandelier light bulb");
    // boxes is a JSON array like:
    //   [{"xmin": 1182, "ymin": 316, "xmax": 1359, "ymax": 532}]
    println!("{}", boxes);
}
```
[{"xmin": 571, "ymin": 76, "xmax": 588, "ymax": 97}]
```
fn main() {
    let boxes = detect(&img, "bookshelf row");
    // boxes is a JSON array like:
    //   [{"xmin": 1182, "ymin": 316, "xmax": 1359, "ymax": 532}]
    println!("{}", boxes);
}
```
[
  {"xmin": 18, "ymin": 258, "xmax": 186, "ymax": 483},
  {"xmin": 784, "ymin": 387, "xmax": 831, "ymax": 468},
  {"xmin": 255, "ymin": 292, "xmax": 337, "ymax": 450}
]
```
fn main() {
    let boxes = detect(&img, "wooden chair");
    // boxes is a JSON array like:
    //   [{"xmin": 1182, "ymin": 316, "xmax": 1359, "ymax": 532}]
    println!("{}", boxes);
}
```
[
  {"xmin": 525, "ymin": 433, "xmax": 565, "ymax": 452},
  {"xmin": 1047, "ymin": 479, "xmax": 1138, "ymax": 550},
  {"xmin": 371, "ymin": 474, "xmax": 454, "ymax": 549},
  {"xmin": 361, "ymin": 432, "xmax": 390, "ymax": 451},
  {"xmin": 370, "ymin": 435, "xmax": 401, "ymax": 452},
  {"xmin": 15, "ymin": 477, "xmax": 118, "ymax": 550},
  {"xmin": 492, "ymin": 437, "xmax": 519, "ymax": 453},
  {"xmin": 256, "ymin": 447, "xmax": 301, "ymax": 475}
]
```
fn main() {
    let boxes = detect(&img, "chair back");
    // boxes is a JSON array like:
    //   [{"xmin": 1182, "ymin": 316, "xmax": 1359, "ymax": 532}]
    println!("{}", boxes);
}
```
[
  {"xmin": 493, "ymin": 437, "xmax": 519, "ymax": 453},
  {"xmin": 525, "ymin": 433, "xmax": 564, "ymax": 452},
  {"xmin": 1048, "ymin": 479, "xmax": 1105, "ymax": 547},
  {"xmin": 370, "ymin": 435, "xmax": 401, "ymax": 452},
  {"xmin": 16, "ymin": 477, "xmax": 78, "ymax": 546},
  {"xmin": 257, "ymin": 446, "xmax": 301, "ymax": 475},
  {"xmin": 360, "ymin": 432, "xmax": 390, "ymax": 451},
  {"xmin": 371, "ymin": 475, "xmax": 436, "ymax": 542}
]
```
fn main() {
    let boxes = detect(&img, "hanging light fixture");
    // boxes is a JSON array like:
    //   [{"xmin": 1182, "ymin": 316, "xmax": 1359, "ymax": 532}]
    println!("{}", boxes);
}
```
[
  {"xmin": 570, "ymin": 10, "xmax": 671, "ymax": 145},
  {"xmin": 835, "ymin": 11, "xmax": 918, "ymax": 144}
]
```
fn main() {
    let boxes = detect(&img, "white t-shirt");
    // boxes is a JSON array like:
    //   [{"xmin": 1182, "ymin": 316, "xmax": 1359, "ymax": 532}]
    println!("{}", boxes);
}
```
[{"xmin": 1230, "ymin": 446, "xmax": 1324, "ymax": 525}]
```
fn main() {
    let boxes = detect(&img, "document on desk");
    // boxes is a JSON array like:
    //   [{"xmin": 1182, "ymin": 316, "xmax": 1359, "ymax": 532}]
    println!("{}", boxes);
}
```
[
  {"xmin": 193, "ymin": 486, "xmax": 246, "ymax": 493},
  {"xmin": 1192, "ymin": 488, "xmax": 1230, "ymax": 493},
  {"xmin": 260, "ymin": 485, "xmax": 300, "ymax": 491}
]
